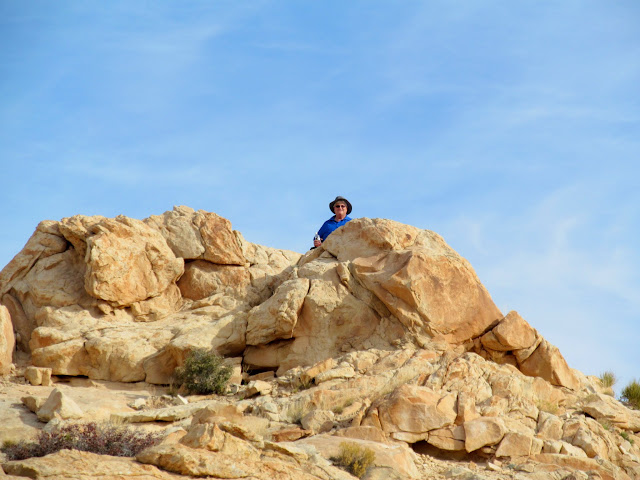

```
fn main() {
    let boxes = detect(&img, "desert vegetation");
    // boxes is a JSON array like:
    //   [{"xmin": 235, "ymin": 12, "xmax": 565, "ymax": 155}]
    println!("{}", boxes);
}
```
[
  {"xmin": 621, "ymin": 379, "xmax": 640, "ymax": 410},
  {"xmin": 1, "ymin": 422, "xmax": 161, "ymax": 461},
  {"xmin": 331, "ymin": 442, "xmax": 375, "ymax": 478},
  {"xmin": 173, "ymin": 348, "xmax": 233, "ymax": 395}
]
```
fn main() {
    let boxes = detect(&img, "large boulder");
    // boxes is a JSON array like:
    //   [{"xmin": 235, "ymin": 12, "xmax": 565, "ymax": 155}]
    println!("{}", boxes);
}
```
[
  {"xmin": 145, "ymin": 206, "xmax": 246, "ymax": 265},
  {"xmin": 477, "ymin": 311, "xmax": 580, "ymax": 390},
  {"xmin": 322, "ymin": 218, "xmax": 503, "ymax": 345},
  {"xmin": 371, "ymin": 384, "xmax": 458, "ymax": 443}
]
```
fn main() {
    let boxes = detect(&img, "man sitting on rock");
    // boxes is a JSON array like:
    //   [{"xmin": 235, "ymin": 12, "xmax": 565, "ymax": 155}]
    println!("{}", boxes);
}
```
[{"xmin": 313, "ymin": 196, "xmax": 353, "ymax": 248}]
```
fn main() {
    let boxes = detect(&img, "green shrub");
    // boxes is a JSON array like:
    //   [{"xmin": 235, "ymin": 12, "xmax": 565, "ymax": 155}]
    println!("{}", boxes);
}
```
[
  {"xmin": 174, "ymin": 348, "xmax": 232, "ymax": 395},
  {"xmin": 620, "ymin": 431, "xmax": 634, "ymax": 445},
  {"xmin": 621, "ymin": 379, "xmax": 640, "ymax": 409},
  {"xmin": 332, "ymin": 442, "xmax": 375, "ymax": 478},
  {"xmin": 599, "ymin": 371, "xmax": 617, "ymax": 389},
  {"xmin": 1, "ymin": 422, "xmax": 161, "ymax": 461}
]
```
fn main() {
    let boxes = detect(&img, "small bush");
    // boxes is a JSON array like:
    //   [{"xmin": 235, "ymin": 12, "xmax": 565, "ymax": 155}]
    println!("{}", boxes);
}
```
[
  {"xmin": 174, "ymin": 348, "xmax": 232, "ymax": 395},
  {"xmin": 620, "ymin": 431, "xmax": 634, "ymax": 445},
  {"xmin": 599, "ymin": 371, "xmax": 617, "ymax": 389},
  {"xmin": 621, "ymin": 379, "xmax": 640, "ymax": 409},
  {"xmin": 1, "ymin": 422, "xmax": 161, "ymax": 461},
  {"xmin": 332, "ymin": 442, "xmax": 375, "ymax": 478}
]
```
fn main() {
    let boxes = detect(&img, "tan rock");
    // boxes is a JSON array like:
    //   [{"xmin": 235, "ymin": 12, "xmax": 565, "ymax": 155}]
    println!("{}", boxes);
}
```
[
  {"xmin": 299, "ymin": 358, "xmax": 337, "ymax": 386},
  {"xmin": 301, "ymin": 409, "xmax": 335, "ymax": 434},
  {"xmin": 463, "ymin": 417, "xmax": 505, "ymax": 452},
  {"xmin": 145, "ymin": 206, "xmax": 246, "ymax": 265},
  {"xmin": 244, "ymin": 379, "xmax": 273, "ymax": 397},
  {"xmin": 11, "ymin": 248, "xmax": 92, "ymax": 322},
  {"xmin": 137, "ymin": 442, "xmax": 258, "ymax": 478},
  {"xmin": 245, "ymin": 267, "xmax": 401, "ymax": 373},
  {"xmin": 191, "ymin": 402, "xmax": 270, "ymax": 437},
  {"xmin": 2, "ymin": 293, "xmax": 32, "ymax": 352},
  {"xmin": 315, "ymin": 365, "xmax": 356, "ymax": 384},
  {"xmin": 561, "ymin": 441, "xmax": 590, "ymax": 457},
  {"xmin": 323, "ymin": 218, "xmax": 503, "ymax": 345},
  {"xmin": 582, "ymin": 393, "xmax": 640, "ymax": 432},
  {"xmin": 537, "ymin": 411, "xmax": 564, "ymax": 440},
  {"xmin": 533, "ymin": 453, "xmax": 624, "ymax": 480},
  {"xmin": 83, "ymin": 216, "xmax": 184, "ymax": 306},
  {"xmin": 334, "ymin": 426, "xmax": 388, "ymax": 443},
  {"xmin": 495, "ymin": 432, "xmax": 533, "ymax": 457},
  {"xmin": 3, "ymin": 449, "xmax": 176, "ymax": 479},
  {"xmin": 37, "ymin": 387, "xmax": 84, "ymax": 422},
  {"xmin": 542, "ymin": 439, "xmax": 563, "ymax": 454},
  {"xmin": 0, "ymin": 221, "xmax": 67, "ymax": 297},
  {"xmin": 296, "ymin": 434, "xmax": 421, "ymax": 479},
  {"xmin": 456, "ymin": 392, "xmax": 479, "ymax": 424},
  {"xmin": 24, "ymin": 366, "xmax": 52, "ymax": 386},
  {"xmin": 177, "ymin": 260, "xmax": 251, "ymax": 301},
  {"xmin": 21, "ymin": 394, "xmax": 46, "ymax": 413},
  {"xmin": 376, "ymin": 384, "xmax": 457, "ymax": 441},
  {"xmin": 0, "ymin": 305, "xmax": 15, "ymax": 374},
  {"xmin": 481, "ymin": 311, "xmax": 537, "ymax": 351},
  {"xmin": 570, "ymin": 423, "xmax": 611, "ymax": 459},
  {"xmin": 271, "ymin": 427, "xmax": 310, "ymax": 442},
  {"xmin": 427, "ymin": 425, "xmax": 466, "ymax": 451},
  {"xmin": 519, "ymin": 338, "xmax": 580, "ymax": 390},
  {"xmin": 246, "ymin": 278, "xmax": 309, "ymax": 345},
  {"xmin": 180, "ymin": 423, "xmax": 260, "ymax": 457}
]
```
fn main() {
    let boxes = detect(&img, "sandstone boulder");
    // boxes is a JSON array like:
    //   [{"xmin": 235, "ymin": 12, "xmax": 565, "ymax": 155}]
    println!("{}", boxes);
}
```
[
  {"xmin": 177, "ymin": 261, "xmax": 251, "ymax": 301},
  {"xmin": 82, "ymin": 216, "xmax": 184, "ymax": 307},
  {"xmin": 480, "ymin": 311, "xmax": 537, "ymax": 351},
  {"xmin": 518, "ymin": 339, "xmax": 580, "ymax": 390},
  {"xmin": 37, "ymin": 388, "xmax": 84, "ymax": 422},
  {"xmin": 0, "ymin": 221, "xmax": 67, "ymax": 297},
  {"xmin": 374, "ymin": 384, "xmax": 457, "ymax": 443},
  {"xmin": 296, "ymin": 434, "xmax": 421, "ymax": 479},
  {"xmin": 463, "ymin": 417, "xmax": 506, "ymax": 452},
  {"xmin": 322, "ymin": 218, "xmax": 503, "ymax": 345},
  {"xmin": 24, "ymin": 366, "xmax": 52, "ymax": 386},
  {"xmin": 582, "ymin": 393, "xmax": 640, "ymax": 432},
  {"xmin": 246, "ymin": 278, "xmax": 309, "ymax": 345},
  {"xmin": 3, "ymin": 449, "xmax": 176, "ymax": 480}
]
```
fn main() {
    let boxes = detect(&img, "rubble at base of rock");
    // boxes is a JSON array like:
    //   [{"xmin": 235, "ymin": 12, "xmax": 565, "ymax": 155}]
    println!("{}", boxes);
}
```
[{"xmin": 0, "ymin": 207, "xmax": 638, "ymax": 480}]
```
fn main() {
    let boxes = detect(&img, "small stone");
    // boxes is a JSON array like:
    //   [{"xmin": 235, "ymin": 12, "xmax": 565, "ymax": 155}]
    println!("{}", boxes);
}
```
[
  {"xmin": 128, "ymin": 398, "xmax": 147, "ymax": 410},
  {"xmin": 24, "ymin": 366, "xmax": 52, "ymax": 386}
]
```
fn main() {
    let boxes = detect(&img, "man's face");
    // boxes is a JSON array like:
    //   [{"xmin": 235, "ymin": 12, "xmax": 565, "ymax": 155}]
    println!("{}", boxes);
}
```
[{"xmin": 334, "ymin": 203, "xmax": 347, "ymax": 217}]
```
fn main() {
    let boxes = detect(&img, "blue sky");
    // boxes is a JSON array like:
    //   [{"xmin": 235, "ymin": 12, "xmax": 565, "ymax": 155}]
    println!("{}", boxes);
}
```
[{"xmin": 1, "ymin": 1, "xmax": 638, "ymax": 393}]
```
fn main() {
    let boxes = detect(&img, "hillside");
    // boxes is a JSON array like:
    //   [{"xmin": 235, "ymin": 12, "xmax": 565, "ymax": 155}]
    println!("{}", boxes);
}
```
[{"xmin": 0, "ymin": 206, "xmax": 638, "ymax": 479}]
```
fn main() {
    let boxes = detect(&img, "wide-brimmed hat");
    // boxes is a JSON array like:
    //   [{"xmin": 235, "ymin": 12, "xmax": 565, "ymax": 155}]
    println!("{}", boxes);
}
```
[{"xmin": 329, "ymin": 196, "xmax": 352, "ymax": 215}]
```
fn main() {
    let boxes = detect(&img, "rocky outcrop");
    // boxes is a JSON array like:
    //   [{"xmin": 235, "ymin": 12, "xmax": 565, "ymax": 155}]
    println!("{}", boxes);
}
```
[{"xmin": 1, "ymin": 207, "xmax": 639, "ymax": 480}]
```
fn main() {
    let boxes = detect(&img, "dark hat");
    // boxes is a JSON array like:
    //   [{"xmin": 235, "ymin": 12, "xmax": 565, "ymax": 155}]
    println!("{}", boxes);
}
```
[{"xmin": 329, "ymin": 196, "xmax": 352, "ymax": 215}]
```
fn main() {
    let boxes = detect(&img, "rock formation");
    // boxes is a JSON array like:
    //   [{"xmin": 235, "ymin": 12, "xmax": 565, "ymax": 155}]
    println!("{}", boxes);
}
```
[{"xmin": 0, "ymin": 207, "xmax": 638, "ymax": 479}]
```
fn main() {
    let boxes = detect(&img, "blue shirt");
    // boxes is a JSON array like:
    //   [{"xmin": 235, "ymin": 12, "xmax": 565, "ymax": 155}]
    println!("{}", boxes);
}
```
[{"xmin": 318, "ymin": 216, "xmax": 352, "ymax": 241}]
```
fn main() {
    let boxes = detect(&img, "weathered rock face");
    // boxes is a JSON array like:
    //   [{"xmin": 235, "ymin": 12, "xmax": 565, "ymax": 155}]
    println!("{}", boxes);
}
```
[
  {"xmin": 0, "ymin": 207, "xmax": 300, "ymax": 384},
  {"xmin": 474, "ymin": 310, "xmax": 580, "ymax": 390},
  {"xmin": 0, "ymin": 203, "xmax": 639, "ymax": 480},
  {"xmin": 322, "ymin": 218, "xmax": 503, "ymax": 345},
  {"xmin": 1, "ymin": 211, "xmax": 580, "ymax": 392}
]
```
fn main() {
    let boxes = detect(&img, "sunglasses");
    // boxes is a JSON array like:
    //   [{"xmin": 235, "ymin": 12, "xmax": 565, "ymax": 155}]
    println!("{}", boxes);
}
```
[{"xmin": 334, "ymin": 204, "xmax": 347, "ymax": 209}]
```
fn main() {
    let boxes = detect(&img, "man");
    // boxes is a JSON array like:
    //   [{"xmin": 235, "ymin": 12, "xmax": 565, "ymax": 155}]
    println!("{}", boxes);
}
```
[{"xmin": 313, "ymin": 196, "xmax": 353, "ymax": 247}]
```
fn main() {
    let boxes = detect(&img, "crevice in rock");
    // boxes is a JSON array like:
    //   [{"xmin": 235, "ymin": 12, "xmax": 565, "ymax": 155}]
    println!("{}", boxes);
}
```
[{"xmin": 411, "ymin": 441, "xmax": 488, "ymax": 462}]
